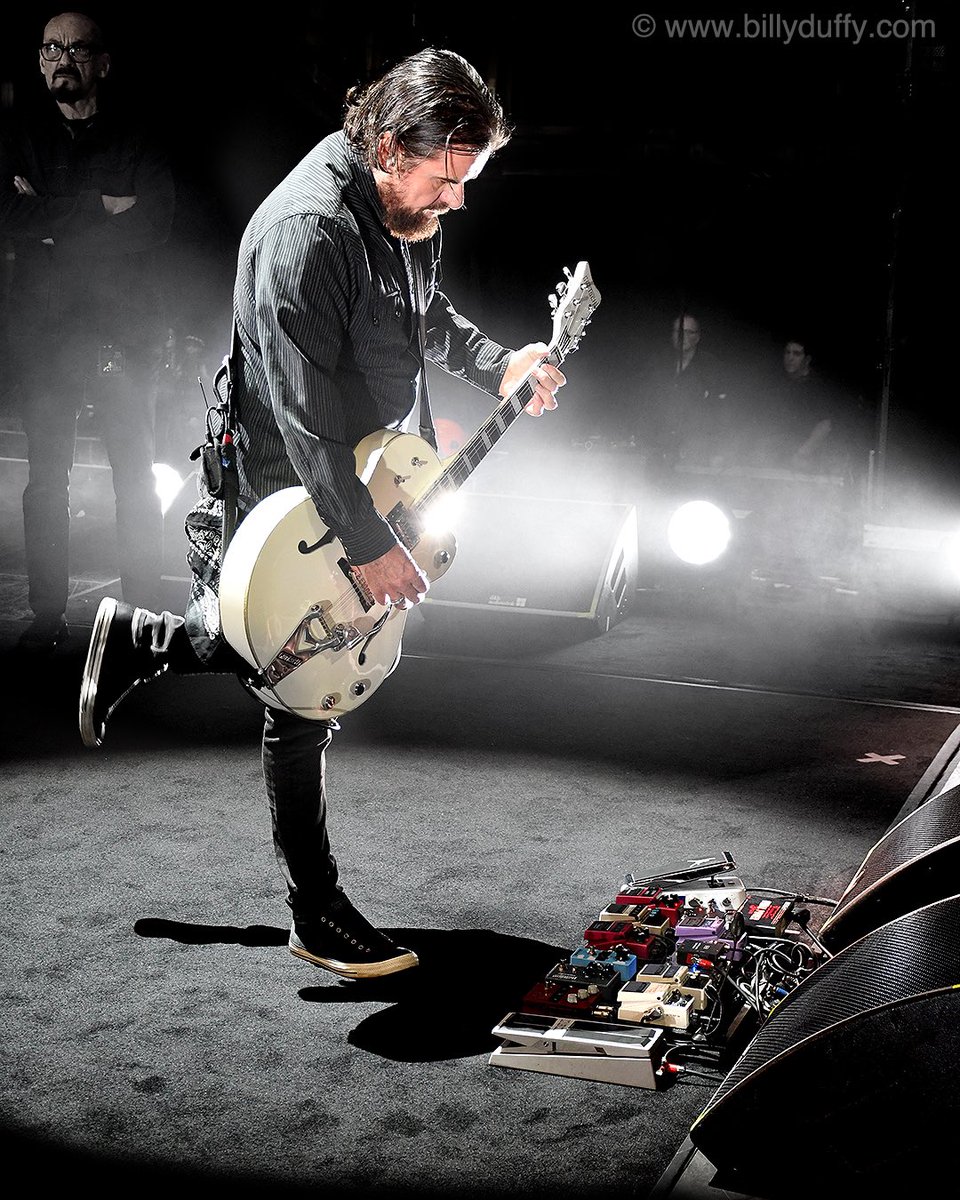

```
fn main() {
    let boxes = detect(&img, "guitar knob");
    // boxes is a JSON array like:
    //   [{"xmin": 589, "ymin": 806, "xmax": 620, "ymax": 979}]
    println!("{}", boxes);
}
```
[
  {"xmin": 434, "ymin": 549, "xmax": 450, "ymax": 567},
  {"xmin": 320, "ymin": 693, "xmax": 339, "ymax": 710},
  {"xmin": 350, "ymin": 681, "xmax": 367, "ymax": 697}
]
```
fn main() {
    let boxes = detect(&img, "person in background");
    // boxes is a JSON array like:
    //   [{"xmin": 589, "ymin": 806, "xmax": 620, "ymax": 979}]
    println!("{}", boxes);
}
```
[
  {"xmin": 0, "ymin": 11, "xmax": 174, "ymax": 652},
  {"xmin": 638, "ymin": 310, "xmax": 736, "ymax": 471},
  {"xmin": 769, "ymin": 337, "xmax": 838, "ymax": 472}
]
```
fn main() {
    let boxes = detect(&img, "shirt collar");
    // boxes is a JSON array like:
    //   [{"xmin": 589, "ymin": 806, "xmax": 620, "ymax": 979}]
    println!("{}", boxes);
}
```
[{"xmin": 344, "ymin": 136, "xmax": 386, "ymax": 226}]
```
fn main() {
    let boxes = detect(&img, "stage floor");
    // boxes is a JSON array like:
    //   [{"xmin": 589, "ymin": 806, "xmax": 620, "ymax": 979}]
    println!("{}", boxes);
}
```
[
  {"xmin": 2, "ymin": 610, "xmax": 958, "ymax": 1198},
  {"xmin": 2, "ymin": 480, "xmax": 960, "ymax": 1197}
]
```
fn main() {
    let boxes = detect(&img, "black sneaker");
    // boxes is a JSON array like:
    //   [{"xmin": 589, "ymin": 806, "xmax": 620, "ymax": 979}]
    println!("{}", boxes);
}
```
[
  {"xmin": 289, "ymin": 895, "xmax": 419, "ymax": 980},
  {"xmin": 79, "ymin": 597, "xmax": 167, "ymax": 748}
]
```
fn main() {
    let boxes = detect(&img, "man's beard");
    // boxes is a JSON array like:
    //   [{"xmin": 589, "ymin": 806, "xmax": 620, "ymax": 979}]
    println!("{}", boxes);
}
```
[
  {"xmin": 49, "ymin": 71, "xmax": 86, "ymax": 101},
  {"xmin": 378, "ymin": 175, "xmax": 442, "ymax": 243}
]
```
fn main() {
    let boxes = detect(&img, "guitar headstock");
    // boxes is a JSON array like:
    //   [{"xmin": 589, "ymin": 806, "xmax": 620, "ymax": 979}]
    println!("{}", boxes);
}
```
[{"xmin": 548, "ymin": 261, "xmax": 601, "ymax": 357}]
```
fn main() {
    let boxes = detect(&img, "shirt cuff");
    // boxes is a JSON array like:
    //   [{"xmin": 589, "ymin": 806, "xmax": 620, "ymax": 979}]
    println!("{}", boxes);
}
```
[
  {"xmin": 482, "ymin": 345, "xmax": 515, "ymax": 397},
  {"xmin": 337, "ymin": 511, "xmax": 400, "ymax": 566}
]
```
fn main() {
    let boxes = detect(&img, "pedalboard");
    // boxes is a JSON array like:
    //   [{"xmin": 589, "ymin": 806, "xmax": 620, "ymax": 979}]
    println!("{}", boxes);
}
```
[{"xmin": 490, "ymin": 850, "xmax": 820, "ymax": 1091}]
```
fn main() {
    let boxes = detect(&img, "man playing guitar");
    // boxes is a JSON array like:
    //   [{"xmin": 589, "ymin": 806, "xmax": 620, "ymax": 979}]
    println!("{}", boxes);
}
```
[{"xmin": 79, "ymin": 48, "xmax": 564, "ymax": 980}]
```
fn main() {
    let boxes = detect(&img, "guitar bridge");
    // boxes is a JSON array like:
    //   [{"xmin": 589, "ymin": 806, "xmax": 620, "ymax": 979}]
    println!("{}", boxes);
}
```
[{"xmin": 339, "ymin": 558, "xmax": 375, "ymax": 611}]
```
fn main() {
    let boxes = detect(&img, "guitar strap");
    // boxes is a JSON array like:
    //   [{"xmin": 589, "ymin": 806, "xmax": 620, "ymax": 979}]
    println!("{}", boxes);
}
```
[
  {"xmin": 217, "ymin": 321, "xmax": 241, "ymax": 556},
  {"xmin": 410, "ymin": 244, "xmax": 438, "ymax": 451}
]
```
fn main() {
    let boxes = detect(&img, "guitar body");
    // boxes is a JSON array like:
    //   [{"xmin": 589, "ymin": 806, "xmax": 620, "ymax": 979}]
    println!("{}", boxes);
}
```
[
  {"xmin": 219, "ymin": 260, "xmax": 600, "ymax": 721},
  {"xmin": 220, "ymin": 430, "xmax": 457, "ymax": 719}
]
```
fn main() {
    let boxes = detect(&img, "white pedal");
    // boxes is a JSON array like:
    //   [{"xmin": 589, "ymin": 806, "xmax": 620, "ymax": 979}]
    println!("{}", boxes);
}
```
[
  {"xmin": 636, "ymin": 959, "xmax": 689, "ymax": 987},
  {"xmin": 489, "ymin": 1012, "xmax": 664, "ymax": 1089},
  {"xmin": 617, "ymin": 980, "xmax": 669, "ymax": 1023},
  {"xmin": 674, "ymin": 874, "xmax": 747, "ymax": 911},
  {"xmin": 643, "ymin": 990, "xmax": 697, "ymax": 1030},
  {"xmin": 599, "ymin": 902, "xmax": 644, "ymax": 922}
]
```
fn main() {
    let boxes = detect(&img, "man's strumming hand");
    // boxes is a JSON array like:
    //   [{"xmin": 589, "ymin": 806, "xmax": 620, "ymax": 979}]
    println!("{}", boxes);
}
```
[{"xmin": 353, "ymin": 543, "xmax": 429, "ymax": 609}]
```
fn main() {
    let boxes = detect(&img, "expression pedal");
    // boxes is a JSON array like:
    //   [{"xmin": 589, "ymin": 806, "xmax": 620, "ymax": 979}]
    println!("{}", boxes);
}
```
[
  {"xmin": 489, "ymin": 1012, "xmax": 665, "ymax": 1089},
  {"xmin": 675, "ymin": 874, "xmax": 747, "ymax": 911}
]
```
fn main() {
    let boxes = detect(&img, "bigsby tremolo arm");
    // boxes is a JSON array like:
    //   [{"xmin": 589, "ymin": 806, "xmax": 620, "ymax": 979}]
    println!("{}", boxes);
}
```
[
  {"xmin": 256, "ymin": 604, "xmax": 356, "ymax": 687},
  {"xmin": 253, "ymin": 603, "xmax": 392, "ymax": 688}
]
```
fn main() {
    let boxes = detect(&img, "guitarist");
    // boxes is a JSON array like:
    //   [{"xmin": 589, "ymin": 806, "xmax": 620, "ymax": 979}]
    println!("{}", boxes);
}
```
[{"xmin": 79, "ymin": 49, "xmax": 564, "ymax": 980}]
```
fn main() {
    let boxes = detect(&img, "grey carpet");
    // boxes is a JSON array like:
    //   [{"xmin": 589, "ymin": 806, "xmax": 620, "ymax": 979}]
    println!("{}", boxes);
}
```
[{"xmin": 2, "ymin": 628, "xmax": 957, "ymax": 1199}]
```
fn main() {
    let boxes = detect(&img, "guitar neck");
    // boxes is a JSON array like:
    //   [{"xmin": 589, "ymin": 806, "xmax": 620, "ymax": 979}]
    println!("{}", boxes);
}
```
[{"xmin": 413, "ymin": 339, "xmax": 571, "ymax": 513}]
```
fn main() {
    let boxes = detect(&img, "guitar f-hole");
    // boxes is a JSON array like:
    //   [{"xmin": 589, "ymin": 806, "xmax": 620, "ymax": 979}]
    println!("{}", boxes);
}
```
[{"xmin": 298, "ymin": 529, "xmax": 336, "ymax": 555}]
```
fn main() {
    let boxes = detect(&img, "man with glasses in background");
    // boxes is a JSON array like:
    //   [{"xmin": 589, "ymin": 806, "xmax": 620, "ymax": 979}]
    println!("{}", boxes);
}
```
[{"xmin": 0, "ymin": 11, "xmax": 174, "ymax": 651}]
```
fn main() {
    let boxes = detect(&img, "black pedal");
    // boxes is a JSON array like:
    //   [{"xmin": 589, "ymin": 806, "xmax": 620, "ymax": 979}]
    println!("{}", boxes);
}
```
[
  {"xmin": 545, "ymin": 959, "xmax": 622, "ymax": 1001},
  {"xmin": 675, "ymin": 938, "xmax": 724, "ymax": 967},
  {"xmin": 622, "ymin": 932, "xmax": 669, "ymax": 962},
  {"xmin": 741, "ymin": 894, "xmax": 794, "ymax": 936}
]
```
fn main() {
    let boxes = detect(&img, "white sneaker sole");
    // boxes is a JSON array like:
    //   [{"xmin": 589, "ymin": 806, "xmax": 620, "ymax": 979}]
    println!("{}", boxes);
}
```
[
  {"xmin": 79, "ymin": 597, "xmax": 119, "ymax": 749},
  {"xmin": 290, "ymin": 943, "xmax": 419, "ymax": 979}
]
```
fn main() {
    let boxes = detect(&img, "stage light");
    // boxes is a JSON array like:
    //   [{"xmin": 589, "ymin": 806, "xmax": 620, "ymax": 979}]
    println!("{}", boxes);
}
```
[
  {"xmin": 152, "ymin": 462, "xmax": 186, "ymax": 516},
  {"xmin": 422, "ymin": 490, "xmax": 464, "ymax": 536},
  {"xmin": 941, "ymin": 531, "xmax": 960, "ymax": 584},
  {"xmin": 667, "ymin": 500, "xmax": 732, "ymax": 565}
]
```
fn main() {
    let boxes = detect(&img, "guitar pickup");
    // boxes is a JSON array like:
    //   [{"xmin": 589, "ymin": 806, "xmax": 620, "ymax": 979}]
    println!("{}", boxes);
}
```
[{"xmin": 387, "ymin": 501, "xmax": 422, "ymax": 550}]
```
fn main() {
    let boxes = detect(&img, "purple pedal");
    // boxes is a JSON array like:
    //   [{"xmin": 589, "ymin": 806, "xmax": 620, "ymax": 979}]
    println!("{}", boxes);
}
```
[{"xmin": 675, "ymin": 915, "xmax": 725, "ymax": 940}]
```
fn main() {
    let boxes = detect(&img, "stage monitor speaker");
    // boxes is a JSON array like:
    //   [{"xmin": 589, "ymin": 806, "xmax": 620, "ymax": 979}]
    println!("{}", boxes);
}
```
[
  {"xmin": 688, "ymin": 895, "xmax": 960, "ymax": 1194},
  {"xmin": 421, "ymin": 492, "xmax": 637, "ymax": 632},
  {"xmin": 818, "ymin": 781, "xmax": 960, "ymax": 952}
]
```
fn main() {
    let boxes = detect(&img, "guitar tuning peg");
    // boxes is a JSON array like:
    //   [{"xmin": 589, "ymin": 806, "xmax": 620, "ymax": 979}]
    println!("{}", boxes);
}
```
[
  {"xmin": 548, "ymin": 292, "xmax": 558, "ymax": 313},
  {"xmin": 563, "ymin": 266, "xmax": 573, "ymax": 280}
]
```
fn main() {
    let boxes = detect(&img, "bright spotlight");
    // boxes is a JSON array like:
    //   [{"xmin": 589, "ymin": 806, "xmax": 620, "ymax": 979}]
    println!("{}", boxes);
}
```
[
  {"xmin": 942, "ymin": 531, "xmax": 960, "ymax": 583},
  {"xmin": 667, "ymin": 500, "xmax": 732, "ymax": 565},
  {"xmin": 421, "ymin": 490, "xmax": 464, "ymax": 537},
  {"xmin": 152, "ymin": 462, "xmax": 186, "ymax": 516}
]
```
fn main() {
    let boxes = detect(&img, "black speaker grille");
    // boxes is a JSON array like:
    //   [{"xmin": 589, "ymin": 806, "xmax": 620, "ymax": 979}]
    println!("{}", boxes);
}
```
[
  {"xmin": 696, "ymin": 894, "xmax": 960, "ymax": 1119},
  {"xmin": 819, "ymin": 783, "xmax": 960, "ymax": 947},
  {"xmin": 834, "ymin": 783, "xmax": 960, "ymax": 909}
]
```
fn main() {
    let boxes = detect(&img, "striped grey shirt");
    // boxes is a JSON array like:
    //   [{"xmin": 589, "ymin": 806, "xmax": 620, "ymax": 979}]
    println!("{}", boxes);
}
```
[{"xmin": 232, "ymin": 130, "xmax": 512, "ymax": 565}]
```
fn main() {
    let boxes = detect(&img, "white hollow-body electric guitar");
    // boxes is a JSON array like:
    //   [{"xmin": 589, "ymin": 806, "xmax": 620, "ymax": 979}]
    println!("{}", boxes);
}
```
[{"xmin": 219, "ymin": 262, "xmax": 601, "ymax": 720}]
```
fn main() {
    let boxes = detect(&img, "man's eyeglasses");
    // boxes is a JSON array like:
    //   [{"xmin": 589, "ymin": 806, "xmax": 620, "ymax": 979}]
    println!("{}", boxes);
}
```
[{"xmin": 40, "ymin": 41, "xmax": 101, "ymax": 64}]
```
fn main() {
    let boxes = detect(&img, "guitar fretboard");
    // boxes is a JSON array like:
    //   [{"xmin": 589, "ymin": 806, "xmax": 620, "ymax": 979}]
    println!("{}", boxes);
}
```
[{"xmin": 413, "ymin": 332, "xmax": 574, "ymax": 513}]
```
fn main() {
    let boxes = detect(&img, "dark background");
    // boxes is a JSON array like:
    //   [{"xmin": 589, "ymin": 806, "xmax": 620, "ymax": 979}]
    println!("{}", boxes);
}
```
[
  {"xmin": 0, "ymin": 13, "xmax": 956, "ymax": 1193},
  {"xmin": 1, "ymin": 2, "xmax": 953, "ymax": 509}
]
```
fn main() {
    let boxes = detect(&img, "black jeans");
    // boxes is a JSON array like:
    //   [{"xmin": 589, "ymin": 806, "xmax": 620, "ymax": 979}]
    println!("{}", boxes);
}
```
[
  {"xmin": 19, "ymin": 339, "xmax": 163, "ymax": 618},
  {"xmin": 159, "ymin": 616, "xmax": 342, "ymax": 922},
  {"xmin": 262, "ymin": 706, "xmax": 342, "ymax": 921}
]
